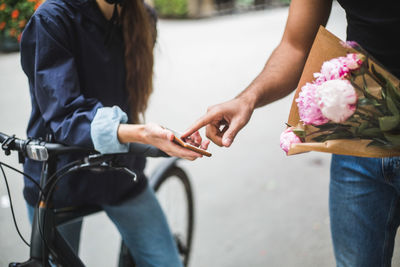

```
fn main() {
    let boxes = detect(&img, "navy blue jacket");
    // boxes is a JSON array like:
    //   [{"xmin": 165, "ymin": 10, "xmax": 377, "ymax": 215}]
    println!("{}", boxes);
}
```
[{"xmin": 20, "ymin": 0, "xmax": 153, "ymax": 207}]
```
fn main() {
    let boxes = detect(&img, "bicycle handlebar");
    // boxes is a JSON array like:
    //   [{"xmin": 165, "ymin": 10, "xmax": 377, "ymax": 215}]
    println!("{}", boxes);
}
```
[
  {"xmin": 128, "ymin": 143, "xmax": 168, "ymax": 157},
  {"xmin": 0, "ymin": 132, "xmax": 168, "ymax": 162}
]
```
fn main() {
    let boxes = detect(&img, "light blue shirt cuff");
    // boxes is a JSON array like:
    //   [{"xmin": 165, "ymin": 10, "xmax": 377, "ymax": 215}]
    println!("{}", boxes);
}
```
[{"xmin": 90, "ymin": 106, "xmax": 129, "ymax": 154}]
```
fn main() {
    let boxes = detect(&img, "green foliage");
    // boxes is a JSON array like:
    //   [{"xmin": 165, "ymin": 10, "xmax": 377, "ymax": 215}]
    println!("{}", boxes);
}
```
[
  {"xmin": 236, "ymin": 0, "xmax": 254, "ymax": 6},
  {"xmin": 292, "ymin": 128, "xmax": 306, "ymax": 139},
  {"xmin": 0, "ymin": 0, "xmax": 41, "ymax": 42},
  {"xmin": 379, "ymin": 115, "xmax": 400, "ymax": 131},
  {"xmin": 154, "ymin": 0, "xmax": 188, "ymax": 18}
]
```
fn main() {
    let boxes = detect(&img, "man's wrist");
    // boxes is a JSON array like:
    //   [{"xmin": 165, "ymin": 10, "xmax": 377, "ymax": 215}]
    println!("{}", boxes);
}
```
[{"xmin": 236, "ymin": 90, "xmax": 258, "ymax": 111}]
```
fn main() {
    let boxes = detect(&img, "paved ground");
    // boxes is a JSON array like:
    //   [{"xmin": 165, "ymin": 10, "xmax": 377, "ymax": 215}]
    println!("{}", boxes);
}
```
[{"xmin": 1, "ymin": 2, "xmax": 400, "ymax": 267}]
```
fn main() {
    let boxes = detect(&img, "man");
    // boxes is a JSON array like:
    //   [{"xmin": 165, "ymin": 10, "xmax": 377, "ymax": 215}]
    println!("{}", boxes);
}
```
[{"xmin": 183, "ymin": 0, "xmax": 400, "ymax": 266}]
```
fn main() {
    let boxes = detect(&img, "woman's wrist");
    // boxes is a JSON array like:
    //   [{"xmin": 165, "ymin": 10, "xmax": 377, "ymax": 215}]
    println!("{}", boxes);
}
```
[{"xmin": 117, "ymin": 123, "xmax": 146, "ymax": 144}]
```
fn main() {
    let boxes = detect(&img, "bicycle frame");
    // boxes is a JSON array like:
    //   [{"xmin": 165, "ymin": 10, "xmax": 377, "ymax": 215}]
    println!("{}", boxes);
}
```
[
  {"xmin": 12, "ymin": 159, "xmax": 182, "ymax": 267},
  {"xmin": 17, "ymin": 155, "xmax": 100, "ymax": 267},
  {"xmin": 2, "ymin": 132, "xmax": 188, "ymax": 267}
]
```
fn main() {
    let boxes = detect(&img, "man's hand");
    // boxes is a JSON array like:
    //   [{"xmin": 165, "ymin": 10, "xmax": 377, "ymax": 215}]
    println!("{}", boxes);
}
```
[
  {"xmin": 183, "ymin": 0, "xmax": 332, "ymax": 148},
  {"xmin": 182, "ymin": 97, "xmax": 254, "ymax": 147}
]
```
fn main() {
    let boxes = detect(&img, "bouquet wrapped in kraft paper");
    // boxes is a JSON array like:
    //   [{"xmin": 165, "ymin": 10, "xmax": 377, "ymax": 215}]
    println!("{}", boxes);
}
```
[{"xmin": 281, "ymin": 26, "xmax": 400, "ymax": 158}]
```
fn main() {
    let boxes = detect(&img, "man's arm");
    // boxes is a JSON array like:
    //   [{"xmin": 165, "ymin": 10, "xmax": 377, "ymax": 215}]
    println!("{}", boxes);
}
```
[
  {"xmin": 240, "ymin": 0, "xmax": 332, "ymax": 108},
  {"xmin": 182, "ymin": 0, "xmax": 333, "ymax": 147}
]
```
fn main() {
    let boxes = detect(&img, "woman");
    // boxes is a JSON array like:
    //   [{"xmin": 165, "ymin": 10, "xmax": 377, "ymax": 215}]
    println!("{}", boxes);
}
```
[{"xmin": 20, "ymin": 0, "xmax": 208, "ymax": 266}]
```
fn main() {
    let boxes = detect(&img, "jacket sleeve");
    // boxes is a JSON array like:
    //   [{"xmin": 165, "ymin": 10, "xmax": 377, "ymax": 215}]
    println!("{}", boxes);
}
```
[
  {"xmin": 91, "ymin": 106, "xmax": 130, "ymax": 154},
  {"xmin": 21, "ymin": 12, "xmax": 103, "ymax": 148}
]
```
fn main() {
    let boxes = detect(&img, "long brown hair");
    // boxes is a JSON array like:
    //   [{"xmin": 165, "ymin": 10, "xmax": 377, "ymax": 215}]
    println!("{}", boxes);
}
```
[{"xmin": 121, "ymin": 0, "xmax": 156, "ymax": 123}]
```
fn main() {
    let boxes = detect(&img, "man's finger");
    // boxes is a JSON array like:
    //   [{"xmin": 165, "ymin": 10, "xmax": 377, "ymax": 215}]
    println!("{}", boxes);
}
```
[
  {"xmin": 182, "ymin": 113, "xmax": 215, "ymax": 139},
  {"xmin": 206, "ymin": 124, "xmax": 223, "ymax": 147},
  {"xmin": 221, "ymin": 119, "xmax": 243, "ymax": 147}
]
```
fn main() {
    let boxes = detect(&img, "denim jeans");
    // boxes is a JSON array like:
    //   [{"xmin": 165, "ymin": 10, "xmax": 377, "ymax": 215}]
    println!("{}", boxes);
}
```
[
  {"xmin": 27, "ymin": 184, "xmax": 182, "ymax": 267},
  {"xmin": 330, "ymin": 154, "xmax": 400, "ymax": 267}
]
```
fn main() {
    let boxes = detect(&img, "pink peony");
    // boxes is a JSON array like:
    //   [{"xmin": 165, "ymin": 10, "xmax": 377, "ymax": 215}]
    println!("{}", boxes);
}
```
[
  {"xmin": 314, "ymin": 53, "xmax": 363, "ymax": 83},
  {"xmin": 343, "ymin": 53, "xmax": 364, "ymax": 70},
  {"xmin": 296, "ymin": 83, "xmax": 330, "ymax": 125},
  {"xmin": 316, "ymin": 79, "xmax": 357, "ymax": 123},
  {"xmin": 340, "ymin": 40, "xmax": 360, "ymax": 49},
  {"xmin": 314, "ymin": 58, "xmax": 350, "ymax": 83},
  {"xmin": 280, "ymin": 127, "xmax": 302, "ymax": 154}
]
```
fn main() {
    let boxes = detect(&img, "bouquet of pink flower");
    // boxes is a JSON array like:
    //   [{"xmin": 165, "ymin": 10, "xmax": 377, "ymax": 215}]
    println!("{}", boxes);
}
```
[{"xmin": 281, "ymin": 27, "xmax": 400, "ymax": 157}]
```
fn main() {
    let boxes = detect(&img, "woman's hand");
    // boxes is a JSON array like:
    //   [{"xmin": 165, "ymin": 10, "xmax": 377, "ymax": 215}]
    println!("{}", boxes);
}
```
[
  {"xmin": 143, "ymin": 123, "xmax": 210, "ymax": 160},
  {"xmin": 118, "ymin": 123, "xmax": 209, "ymax": 161}
]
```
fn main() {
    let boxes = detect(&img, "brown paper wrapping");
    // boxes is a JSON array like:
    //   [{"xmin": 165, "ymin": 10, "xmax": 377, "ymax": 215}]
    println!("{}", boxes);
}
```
[{"xmin": 287, "ymin": 26, "xmax": 400, "ymax": 158}]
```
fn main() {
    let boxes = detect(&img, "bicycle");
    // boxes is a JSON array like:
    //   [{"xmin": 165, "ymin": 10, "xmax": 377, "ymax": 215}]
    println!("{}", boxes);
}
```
[{"xmin": 0, "ymin": 132, "xmax": 194, "ymax": 267}]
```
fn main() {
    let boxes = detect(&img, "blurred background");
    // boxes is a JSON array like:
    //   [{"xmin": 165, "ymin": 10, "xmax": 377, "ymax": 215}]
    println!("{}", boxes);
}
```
[{"xmin": 1, "ymin": 0, "xmax": 400, "ymax": 266}]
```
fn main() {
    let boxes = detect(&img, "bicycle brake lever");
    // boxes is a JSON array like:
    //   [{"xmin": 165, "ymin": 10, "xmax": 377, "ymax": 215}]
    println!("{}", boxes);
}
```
[
  {"xmin": 84, "ymin": 154, "xmax": 115, "ymax": 164},
  {"xmin": 1, "ymin": 135, "xmax": 16, "ymax": 156},
  {"xmin": 74, "ymin": 155, "xmax": 138, "ymax": 182},
  {"xmin": 117, "ymin": 167, "xmax": 137, "ymax": 182}
]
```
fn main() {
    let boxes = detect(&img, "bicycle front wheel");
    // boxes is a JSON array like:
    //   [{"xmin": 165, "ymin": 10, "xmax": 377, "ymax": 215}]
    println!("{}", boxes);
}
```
[{"xmin": 153, "ymin": 166, "xmax": 194, "ymax": 267}]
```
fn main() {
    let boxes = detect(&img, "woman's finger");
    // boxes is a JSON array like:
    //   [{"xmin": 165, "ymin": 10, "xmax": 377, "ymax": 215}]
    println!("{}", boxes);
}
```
[
  {"xmin": 201, "ymin": 139, "xmax": 210, "ymax": 150},
  {"xmin": 167, "ymin": 141, "xmax": 203, "ymax": 159},
  {"xmin": 192, "ymin": 131, "xmax": 202, "ymax": 146}
]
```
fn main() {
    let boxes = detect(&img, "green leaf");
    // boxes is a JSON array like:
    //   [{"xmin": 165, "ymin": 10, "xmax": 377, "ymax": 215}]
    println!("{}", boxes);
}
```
[
  {"xmin": 353, "ymin": 110, "xmax": 376, "ymax": 122},
  {"xmin": 371, "ymin": 64, "xmax": 387, "ymax": 86},
  {"xmin": 367, "ymin": 140, "xmax": 387, "ymax": 147},
  {"xmin": 328, "ymin": 131, "xmax": 355, "ymax": 139},
  {"xmin": 312, "ymin": 131, "xmax": 354, "ymax": 142},
  {"xmin": 350, "ymin": 79, "xmax": 380, "ymax": 103},
  {"xmin": 386, "ymin": 96, "xmax": 399, "ymax": 115},
  {"xmin": 381, "ymin": 86, "xmax": 387, "ymax": 99},
  {"xmin": 292, "ymin": 129, "xmax": 306, "ymax": 139},
  {"xmin": 313, "ymin": 123, "xmax": 348, "ymax": 131},
  {"xmin": 360, "ymin": 127, "xmax": 382, "ymax": 137},
  {"xmin": 358, "ymin": 97, "xmax": 381, "ymax": 107},
  {"xmin": 358, "ymin": 98, "xmax": 372, "ymax": 106},
  {"xmin": 347, "ymin": 116, "xmax": 361, "ymax": 123},
  {"xmin": 372, "ymin": 138, "xmax": 391, "ymax": 145},
  {"xmin": 386, "ymin": 79, "xmax": 400, "ymax": 101},
  {"xmin": 358, "ymin": 121, "xmax": 370, "ymax": 134},
  {"xmin": 383, "ymin": 133, "xmax": 400, "ymax": 146},
  {"xmin": 363, "ymin": 83, "xmax": 371, "ymax": 95},
  {"xmin": 370, "ymin": 64, "xmax": 400, "ymax": 108},
  {"xmin": 348, "ymin": 126, "xmax": 357, "ymax": 135},
  {"xmin": 379, "ymin": 115, "xmax": 400, "ymax": 131},
  {"xmin": 312, "ymin": 134, "xmax": 331, "ymax": 142}
]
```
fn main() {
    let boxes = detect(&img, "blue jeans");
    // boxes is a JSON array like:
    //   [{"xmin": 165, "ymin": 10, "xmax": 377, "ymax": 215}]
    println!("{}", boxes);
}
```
[
  {"xmin": 27, "ymin": 184, "xmax": 182, "ymax": 267},
  {"xmin": 330, "ymin": 154, "xmax": 400, "ymax": 267}
]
